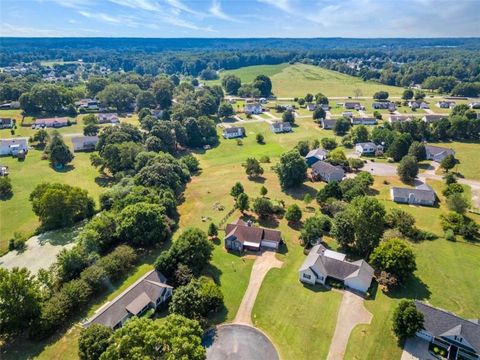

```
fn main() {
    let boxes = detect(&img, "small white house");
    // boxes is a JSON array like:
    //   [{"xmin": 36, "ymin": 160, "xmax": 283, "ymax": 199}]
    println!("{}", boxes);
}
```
[
  {"xmin": 223, "ymin": 126, "xmax": 245, "ymax": 139},
  {"xmin": 0, "ymin": 138, "xmax": 28, "ymax": 156},
  {"xmin": 299, "ymin": 244, "xmax": 374, "ymax": 294},
  {"xmin": 436, "ymin": 101, "xmax": 456, "ymax": 109},
  {"xmin": 244, "ymin": 103, "xmax": 262, "ymax": 115},
  {"xmin": 355, "ymin": 142, "xmax": 383, "ymax": 156},
  {"xmin": 306, "ymin": 103, "xmax": 316, "ymax": 111},
  {"xmin": 270, "ymin": 122, "xmax": 292, "ymax": 133},
  {"xmin": 351, "ymin": 117, "xmax": 377, "ymax": 125},
  {"xmin": 388, "ymin": 115, "xmax": 413, "ymax": 124},
  {"xmin": 72, "ymin": 136, "xmax": 99, "ymax": 152}
]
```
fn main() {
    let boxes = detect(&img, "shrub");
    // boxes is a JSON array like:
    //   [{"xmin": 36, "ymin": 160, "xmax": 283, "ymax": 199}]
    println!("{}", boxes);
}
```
[
  {"xmin": 0, "ymin": 177, "xmax": 13, "ymax": 198},
  {"xmin": 256, "ymin": 133, "xmax": 264, "ymax": 144},
  {"xmin": 259, "ymin": 155, "xmax": 270, "ymax": 163},
  {"xmin": 78, "ymin": 324, "xmax": 113, "ymax": 360},
  {"xmin": 445, "ymin": 229, "xmax": 456, "ymax": 241}
]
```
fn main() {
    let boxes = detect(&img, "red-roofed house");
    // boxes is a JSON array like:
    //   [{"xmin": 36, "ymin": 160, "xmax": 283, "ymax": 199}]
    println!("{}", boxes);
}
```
[{"xmin": 224, "ymin": 219, "xmax": 282, "ymax": 252}]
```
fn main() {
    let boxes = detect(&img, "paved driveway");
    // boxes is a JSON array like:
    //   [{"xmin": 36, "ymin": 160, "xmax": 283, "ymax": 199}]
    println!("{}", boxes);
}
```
[
  {"xmin": 401, "ymin": 337, "xmax": 436, "ymax": 360},
  {"xmin": 204, "ymin": 324, "xmax": 279, "ymax": 360},
  {"xmin": 326, "ymin": 291, "xmax": 373, "ymax": 360},
  {"xmin": 352, "ymin": 158, "xmax": 398, "ymax": 177},
  {"xmin": 234, "ymin": 251, "xmax": 283, "ymax": 325}
]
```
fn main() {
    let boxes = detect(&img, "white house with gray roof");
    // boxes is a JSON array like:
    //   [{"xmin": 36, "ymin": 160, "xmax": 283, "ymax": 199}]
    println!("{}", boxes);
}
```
[
  {"xmin": 0, "ymin": 138, "xmax": 28, "ymax": 156},
  {"xmin": 390, "ymin": 184, "xmax": 436, "ymax": 206},
  {"xmin": 311, "ymin": 161, "xmax": 345, "ymax": 182},
  {"xmin": 83, "ymin": 269, "xmax": 172, "ymax": 330},
  {"xmin": 414, "ymin": 301, "xmax": 480, "ymax": 360},
  {"xmin": 425, "ymin": 145, "xmax": 455, "ymax": 162},
  {"xmin": 299, "ymin": 244, "xmax": 374, "ymax": 294},
  {"xmin": 223, "ymin": 126, "xmax": 245, "ymax": 139},
  {"xmin": 355, "ymin": 142, "xmax": 384, "ymax": 156}
]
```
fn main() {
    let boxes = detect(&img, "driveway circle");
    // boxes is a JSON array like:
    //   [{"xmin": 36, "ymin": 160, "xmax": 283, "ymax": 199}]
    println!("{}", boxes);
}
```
[{"xmin": 203, "ymin": 324, "xmax": 279, "ymax": 360}]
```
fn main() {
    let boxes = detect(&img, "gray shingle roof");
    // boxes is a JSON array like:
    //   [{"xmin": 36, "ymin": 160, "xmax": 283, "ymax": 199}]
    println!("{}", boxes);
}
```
[
  {"xmin": 311, "ymin": 161, "xmax": 343, "ymax": 176},
  {"xmin": 391, "ymin": 185, "xmax": 436, "ymax": 203},
  {"xmin": 225, "ymin": 219, "xmax": 282, "ymax": 245},
  {"xmin": 415, "ymin": 301, "xmax": 480, "ymax": 353},
  {"xmin": 425, "ymin": 145, "xmax": 455, "ymax": 156},
  {"xmin": 224, "ymin": 127, "xmax": 244, "ymax": 134},
  {"xmin": 306, "ymin": 148, "xmax": 328, "ymax": 159}
]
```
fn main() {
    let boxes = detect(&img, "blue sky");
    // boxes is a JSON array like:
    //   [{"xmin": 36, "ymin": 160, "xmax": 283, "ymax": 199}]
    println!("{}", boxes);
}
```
[{"xmin": 1, "ymin": 0, "xmax": 479, "ymax": 38}]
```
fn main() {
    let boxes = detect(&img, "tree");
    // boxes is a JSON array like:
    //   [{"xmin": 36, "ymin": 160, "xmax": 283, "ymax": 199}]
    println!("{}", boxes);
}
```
[
  {"xmin": 253, "ymin": 75, "xmax": 272, "ymax": 97},
  {"xmin": 221, "ymin": 74, "xmax": 241, "ymax": 95},
  {"xmin": 297, "ymin": 98, "xmax": 305, "ymax": 106},
  {"xmin": 446, "ymin": 193, "xmax": 470, "ymax": 214},
  {"xmin": 218, "ymin": 102, "xmax": 234, "ymax": 119},
  {"xmin": 442, "ymin": 183, "xmax": 464, "ymax": 197},
  {"xmin": 402, "ymin": 89, "xmax": 414, "ymax": 100},
  {"xmin": 370, "ymin": 238, "xmax": 417, "ymax": 281},
  {"xmin": 256, "ymin": 133, "xmax": 264, "ymax": 144},
  {"xmin": 0, "ymin": 177, "xmax": 13, "ymax": 199},
  {"xmin": 296, "ymin": 140, "xmax": 310, "ymax": 156},
  {"xmin": 333, "ymin": 117, "xmax": 351, "ymax": 136},
  {"xmin": 236, "ymin": 192, "xmax": 249, "ymax": 213},
  {"xmin": 397, "ymin": 155, "xmax": 419, "ymax": 183},
  {"xmin": 275, "ymin": 150, "xmax": 307, "ymax": 189},
  {"xmin": 331, "ymin": 211, "xmax": 355, "ymax": 248},
  {"xmin": 135, "ymin": 90, "xmax": 156, "ymax": 110},
  {"xmin": 83, "ymin": 123, "xmax": 99, "ymax": 136},
  {"xmin": 86, "ymin": 77, "xmax": 108, "ymax": 97},
  {"xmin": 208, "ymin": 223, "xmax": 218, "ymax": 238},
  {"xmin": 348, "ymin": 158, "xmax": 364, "ymax": 171},
  {"xmin": 353, "ymin": 88, "xmax": 363, "ymax": 99},
  {"xmin": 0, "ymin": 267, "xmax": 42, "ymax": 336},
  {"xmin": 414, "ymin": 90, "xmax": 426, "ymax": 101},
  {"xmin": 117, "ymin": 203, "xmax": 170, "ymax": 247},
  {"xmin": 387, "ymin": 133, "xmax": 412, "ymax": 162},
  {"xmin": 315, "ymin": 92, "xmax": 329, "ymax": 105},
  {"xmin": 407, "ymin": 141, "xmax": 426, "ymax": 161},
  {"xmin": 300, "ymin": 215, "xmax": 331, "ymax": 247},
  {"xmin": 56, "ymin": 246, "xmax": 89, "ymax": 283},
  {"xmin": 169, "ymin": 277, "xmax": 223, "ymax": 321},
  {"xmin": 443, "ymin": 173, "xmax": 457, "ymax": 185},
  {"xmin": 100, "ymin": 315, "xmax": 205, "ymax": 360},
  {"xmin": 303, "ymin": 193, "xmax": 313, "ymax": 206},
  {"xmin": 282, "ymin": 109, "xmax": 295, "ymax": 124},
  {"xmin": 321, "ymin": 137, "xmax": 337, "ymax": 150},
  {"xmin": 252, "ymin": 197, "xmax": 274, "ymax": 218},
  {"xmin": 392, "ymin": 300, "xmax": 424, "ymax": 339},
  {"xmin": 316, "ymin": 181, "xmax": 342, "ymax": 203},
  {"xmin": 373, "ymin": 91, "xmax": 389, "ymax": 100},
  {"xmin": 47, "ymin": 132, "xmax": 74, "ymax": 168},
  {"xmin": 155, "ymin": 228, "xmax": 213, "ymax": 277},
  {"xmin": 152, "ymin": 78, "xmax": 174, "ymax": 109},
  {"xmin": 30, "ymin": 183, "xmax": 95, "ymax": 230},
  {"xmin": 32, "ymin": 129, "xmax": 49, "ymax": 147},
  {"xmin": 260, "ymin": 185, "xmax": 268, "ymax": 197},
  {"xmin": 327, "ymin": 148, "xmax": 348, "ymax": 166},
  {"xmin": 230, "ymin": 181, "xmax": 244, "ymax": 198},
  {"xmin": 243, "ymin": 157, "xmax": 264, "ymax": 178},
  {"xmin": 440, "ymin": 154, "xmax": 456, "ymax": 172},
  {"xmin": 78, "ymin": 324, "xmax": 113, "ymax": 360},
  {"xmin": 97, "ymin": 83, "xmax": 139, "ymax": 112},
  {"xmin": 285, "ymin": 204, "xmax": 302, "ymax": 223},
  {"xmin": 351, "ymin": 125, "xmax": 369, "ymax": 143},
  {"xmin": 313, "ymin": 107, "xmax": 326, "ymax": 121},
  {"xmin": 305, "ymin": 93, "xmax": 314, "ymax": 103}
]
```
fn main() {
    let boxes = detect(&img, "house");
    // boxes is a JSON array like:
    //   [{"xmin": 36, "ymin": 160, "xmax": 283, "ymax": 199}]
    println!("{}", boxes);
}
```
[
  {"xmin": 355, "ymin": 142, "xmax": 384, "ymax": 156},
  {"xmin": 372, "ymin": 102, "xmax": 396, "ymax": 111},
  {"xmin": 223, "ymin": 126, "xmax": 245, "ymax": 139},
  {"xmin": 388, "ymin": 115, "xmax": 414, "ymax": 124},
  {"xmin": 244, "ymin": 102, "xmax": 262, "ymax": 115},
  {"xmin": 271, "ymin": 121, "xmax": 292, "ymax": 133},
  {"xmin": 414, "ymin": 301, "xmax": 480, "ymax": 360},
  {"xmin": 436, "ymin": 101, "xmax": 456, "ymax": 109},
  {"xmin": 344, "ymin": 102, "xmax": 361, "ymax": 110},
  {"xmin": 97, "ymin": 113, "xmax": 119, "ymax": 124},
  {"xmin": 311, "ymin": 161, "xmax": 345, "ymax": 182},
  {"xmin": 320, "ymin": 104, "xmax": 330, "ymax": 111},
  {"xmin": 390, "ymin": 184, "xmax": 436, "ymax": 206},
  {"xmin": 35, "ymin": 117, "xmax": 69, "ymax": 128},
  {"xmin": 83, "ymin": 269, "xmax": 172, "ymax": 330},
  {"xmin": 306, "ymin": 103, "xmax": 316, "ymax": 111},
  {"xmin": 299, "ymin": 244, "xmax": 374, "ymax": 294},
  {"xmin": 408, "ymin": 101, "xmax": 429, "ymax": 109},
  {"xmin": 351, "ymin": 117, "xmax": 377, "ymax": 126},
  {"xmin": 0, "ymin": 118, "xmax": 14, "ymax": 129},
  {"xmin": 305, "ymin": 148, "xmax": 329, "ymax": 166},
  {"xmin": 425, "ymin": 145, "xmax": 455, "ymax": 162},
  {"xmin": 151, "ymin": 109, "xmax": 164, "ymax": 119},
  {"xmin": 321, "ymin": 119, "xmax": 337, "ymax": 130},
  {"xmin": 72, "ymin": 136, "xmax": 98, "ymax": 152},
  {"xmin": 75, "ymin": 98, "xmax": 99, "ymax": 110},
  {"xmin": 0, "ymin": 138, "xmax": 28, "ymax": 156},
  {"xmin": 342, "ymin": 111, "xmax": 353, "ymax": 118},
  {"xmin": 469, "ymin": 102, "xmax": 480, "ymax": 109},
  {"xmin": 0, "ymin": 101, "xmax": 20, "ymax": 110},
  {"xmin": 422, "ymin": 114, "xmax": 447, "ymax": 124},
  {"xmin": 224, "ymin": 219, "xmax": 282, "ymax": 252}
]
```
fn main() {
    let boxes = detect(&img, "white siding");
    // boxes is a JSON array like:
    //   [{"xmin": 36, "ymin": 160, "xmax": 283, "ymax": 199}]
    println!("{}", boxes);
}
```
[
  {"xmin": 299, "ymin": 268, "xmax": 316, "ymax": 285},
  {"xmin": 345, "ymin": 277, "xmax": 370, "ymax": 294},
  {"xmin": 261, "ymin": 240, "xmax": 278, "ymax": 249}
]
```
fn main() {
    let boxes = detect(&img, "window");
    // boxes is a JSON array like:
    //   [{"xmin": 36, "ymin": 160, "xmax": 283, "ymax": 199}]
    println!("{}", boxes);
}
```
[{"xmin": 303, "ymin": 273, "xmax": 311, "ymax": 280}]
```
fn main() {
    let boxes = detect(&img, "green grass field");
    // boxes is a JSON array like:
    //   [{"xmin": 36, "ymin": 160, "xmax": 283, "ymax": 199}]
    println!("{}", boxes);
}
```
[
  {"xmin": 434, "ymin": 141, "xmax": 480, "ymax": 181},
  {"xmin": 209, "ymin": 63, "xmax": 405, "ymax": 98}
]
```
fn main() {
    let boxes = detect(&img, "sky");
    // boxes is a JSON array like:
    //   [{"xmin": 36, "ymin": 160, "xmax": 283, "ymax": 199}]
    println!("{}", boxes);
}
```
[{"xmin": 1, "ymin": 0, "xmax": 479, "ymax": 38}]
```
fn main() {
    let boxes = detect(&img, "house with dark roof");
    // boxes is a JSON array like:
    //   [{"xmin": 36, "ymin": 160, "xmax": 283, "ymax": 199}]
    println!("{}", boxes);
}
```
[
  {"xmin": 83, "ymin": 269, "xmax": 172, "ymax": 330},
  {"xmin": 372, "ymin": 102, "xmax": 396, "ymax": 111},
  {"xmin": 425, "ymin": 145, "xmax": 455, "ymax": 162},
  {"xmin": 414, "ymin": 301, "xmax": 480, "ymax": 360},
  {"xmin": 299, "ymin": 244, "xmax": 374, "ymax": 294},
  {"xmin": 35, "ymin": 117, "xmax": 70, "ymax": 128},
  {"xmin": 390, "ymin": 184, "xmax": 436, "ymax": 206},
  {"xmin": 469, "ymin": 102, "xmax": 480, "ymax": 109},
  {"xmin": 0, "ymin": 118, "xmax": 14, "ymax": 129},
  {"xmin": 72, "ymin": 136, "xmax": 98, "ymax": 152},
  {"xmin": 422, "ymin": 114, "xmax": 447, "ymax": 124},
  {"xmin": 224, "ymin": 219, "xmax": 282, "ymax": 252},
  {"xmin": 351, "ymin": 117, "xmax": 377, "ymax": 126},
  {"xmin": 244, "ymin": 102, "xmax": 262, "ymax": 115},
  {"xmin": 270, "ymin": 121, "xmax": 292, "ymax": 133},
  {"xmin": 344, "ymin": 102, "xmax": 361, "ymax": 110},
  {"xmin": 311, "ymin": 161, "xmax": 345, "ymax": 183},
  {"xmin": 306, "ymin": 103, "xmax": 316, "ymax": 111},
  {"xmin": 321, "ymin": 118, "xmax": 337, "ymax": 130},
  {"xmin": 97, "ymin": 113, "xmax": 119, "ymax": 124},
  {"xmin": 408, "ymin": 101, "xmax": 429, "ymax": 109},
  {"xmin": 223, "ymin": 126, "xmax": 245, "ymax": 139},
  {"xmin": 305, "ymin": 148, "xmax": 329, "ymax": 166},
  {"xmin": 436, "ymin": 101, "xmax": 456, "ymax": 109}
]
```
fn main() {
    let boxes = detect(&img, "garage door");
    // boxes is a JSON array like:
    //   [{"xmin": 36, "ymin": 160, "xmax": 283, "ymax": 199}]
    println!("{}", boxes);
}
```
[{"xmin": 261, "ymin": 240, "xmax": 278, "ymax": 249}]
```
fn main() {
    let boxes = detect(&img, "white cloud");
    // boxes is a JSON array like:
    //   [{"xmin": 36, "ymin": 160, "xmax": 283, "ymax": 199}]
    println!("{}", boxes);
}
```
[
  {"xmin": 0, "ymin": 22, "xmax": 103, "ymax": 37},
  {"xmin": 109, "ymin": 0, "xmax": 162, "ymax": 11},
  {"xmin": 258, "ymin": 0, "xmax": 292, "ymax": 12},
  {"xmin": 165, "ymin": 0, "xmax": 203, "ymax": 16},
  {"xmin": 209, "ymin": 0, "xmax": 238, "ymax": 22}
]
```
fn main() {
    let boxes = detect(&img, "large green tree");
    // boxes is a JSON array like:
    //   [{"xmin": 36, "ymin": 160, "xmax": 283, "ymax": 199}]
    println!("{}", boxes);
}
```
[
  {"xmin": 78, "ymin": 324, "xmax": 113, "ymax": 360},
  {"xmin": 47, "ymin": 132, "xmax": 74, "ymax": 168},
  {"xmin": 221, "ymin": 74, "xmax": 241, "ymax": 95},
  {"xmin": 392, "ymin": 300, "xmax": 424, "ymax": 339},
  {"xmin": 275, "ymin": 149, "xmax": 307, "ymax": 189},
  {"xmin": 397, "ymin": 155, "xmax": 419, "ymax": 183},
  {"xmin": 370, "ymin": 238, "xmax": 417, "ymax": 281},
  {"xmin": 253, "ymin": 75, "xmax": 272, "ymax": 97}
]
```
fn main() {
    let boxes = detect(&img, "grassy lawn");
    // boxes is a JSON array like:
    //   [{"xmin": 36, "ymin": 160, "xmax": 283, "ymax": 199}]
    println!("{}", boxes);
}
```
[
  {"xmin": 0, "ymin": 149, "xmax": 104, "ymax": 253},
  {"xmin": 434, "ymin": 141, "xmax": 480, "ymax": 181},
  {"xmin": 209, "ymin": 63, "xmax": 405, "ymax": 98}
]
